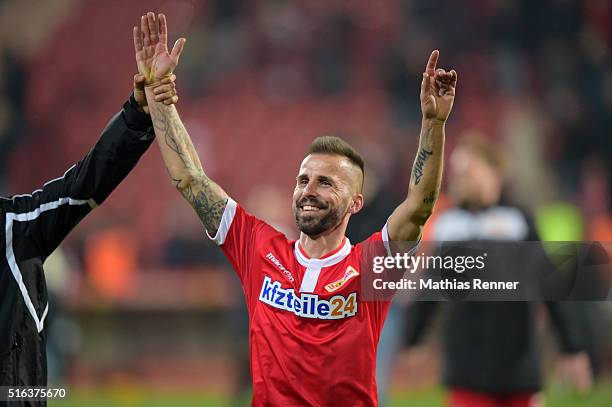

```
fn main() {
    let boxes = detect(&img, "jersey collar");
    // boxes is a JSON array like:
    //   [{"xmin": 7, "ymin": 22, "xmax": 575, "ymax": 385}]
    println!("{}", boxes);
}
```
[{"xmin": 294, "ymin": 237, "xmax": 352, "ymax": 269}]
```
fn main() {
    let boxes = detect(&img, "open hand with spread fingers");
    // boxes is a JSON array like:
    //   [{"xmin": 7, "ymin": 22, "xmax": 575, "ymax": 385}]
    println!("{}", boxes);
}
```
[
  {"xmin": 420, "ymin": 50, "xmax": 457, "ymax": 123},
  {"xmin": 133, "ymin": 12, "xmax": 186, "ymax": 84}
]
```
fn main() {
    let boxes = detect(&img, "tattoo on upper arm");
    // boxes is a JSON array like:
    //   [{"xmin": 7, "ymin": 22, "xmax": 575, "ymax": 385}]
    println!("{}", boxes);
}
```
[
  {"xmin": 182, "ymin": 177, "xmax": 228, "ymax": 235},
  {"xmin": 423, "ymin": 191, "xmax": 437, "ymax": 205},
  {"xmin": 412, "ymin": 148, "xmax": 433, "ymax": 185}
]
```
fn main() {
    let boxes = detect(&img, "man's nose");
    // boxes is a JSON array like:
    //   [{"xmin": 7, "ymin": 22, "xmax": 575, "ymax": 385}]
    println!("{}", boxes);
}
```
[{"xmin": 303, "ymin": 181, "xmax": 318, "ymax": 196}]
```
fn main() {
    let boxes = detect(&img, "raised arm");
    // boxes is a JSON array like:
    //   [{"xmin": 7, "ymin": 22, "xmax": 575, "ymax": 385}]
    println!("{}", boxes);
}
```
[
  {"xmin": 387, "ymin": 50, "xmax": 457, "ymax": 241},
  {"xmin": 5, "ymin": 72, "xmax": 179, "ymax": 259},
  {"xmin": 133, "ymin": 12, "xmax": 229, "ymax": 236},
  {"xmin": 7, "ymin": 93, "xmax": 154, "ymax": 259}
]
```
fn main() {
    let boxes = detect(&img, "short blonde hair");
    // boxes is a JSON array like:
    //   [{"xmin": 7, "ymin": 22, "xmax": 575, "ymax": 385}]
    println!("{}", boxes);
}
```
[{"xmin": 456, "ymin": 134, "xmax": 508, "ymax": 175}]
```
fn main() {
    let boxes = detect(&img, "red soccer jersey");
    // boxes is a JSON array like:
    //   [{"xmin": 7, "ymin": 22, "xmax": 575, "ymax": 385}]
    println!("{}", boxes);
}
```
[{"xmin": 209, "ymin": 199, "xmax": 399, "ymax": 406}]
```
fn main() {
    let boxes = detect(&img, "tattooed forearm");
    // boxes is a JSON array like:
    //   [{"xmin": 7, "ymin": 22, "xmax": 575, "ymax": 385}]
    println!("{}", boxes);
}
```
[
  {"xmin": 151, "ymin": 102, "xmax": 194, "ymax": 171},
  {"xmin": 412, "ymin": 148, "xmax": 433, "ymax": 185},
  {"xmin": 159, "ymin": 111, "xmax": 200, "ymax": 171},
  {"xmin": 388, "ymin": 120, "xmax": 445, "ymax": 241},
  {"xmin": 145, "ymin": 86, "xmax": 230, "ymax": 235},
  {"xmin": 423, "ymin": 127, "xmax": 432, "ymax": 147}
]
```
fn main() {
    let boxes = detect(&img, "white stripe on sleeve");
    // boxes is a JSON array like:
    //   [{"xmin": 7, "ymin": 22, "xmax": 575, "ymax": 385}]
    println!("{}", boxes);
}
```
[{"xmin": 206, "ymin": 198, "xmax": 237, "ymax": 245}]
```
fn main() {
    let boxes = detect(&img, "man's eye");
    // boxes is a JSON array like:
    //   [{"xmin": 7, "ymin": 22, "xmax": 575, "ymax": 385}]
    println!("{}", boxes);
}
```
[
  {"xmin": 320, "ymin": 180, "xmax": 331, "ymax": 186},
  {"xmin": 298, "ymin": 179, "xmax": 308, "ymax": 186}
]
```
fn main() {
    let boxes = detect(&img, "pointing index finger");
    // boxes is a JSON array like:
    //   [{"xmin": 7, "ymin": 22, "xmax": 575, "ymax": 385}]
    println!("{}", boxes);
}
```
[{"xmin": 425, "ymin": 50, "xmax": 439, "ymax": 76}]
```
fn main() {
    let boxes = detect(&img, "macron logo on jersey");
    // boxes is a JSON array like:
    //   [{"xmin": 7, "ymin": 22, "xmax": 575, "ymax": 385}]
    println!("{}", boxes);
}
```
[
  {"xmin": 265, "ymin": 252, "xmax": 295, "ymax": 282},
  {"xmin": 259, "ymin": 276, "xmax": 357, "ymax": 320}
]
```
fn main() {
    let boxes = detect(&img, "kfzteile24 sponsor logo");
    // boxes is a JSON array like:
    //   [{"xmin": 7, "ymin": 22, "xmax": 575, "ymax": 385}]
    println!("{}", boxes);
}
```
[{"xmin": 259, "ymin": 276, "xmax": 357, "ymax": 320}]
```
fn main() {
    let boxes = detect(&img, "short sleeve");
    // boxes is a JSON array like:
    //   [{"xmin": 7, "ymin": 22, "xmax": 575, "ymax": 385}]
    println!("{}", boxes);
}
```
[
  {"xmin": 359, "ymin": 222, "xmax": 420, "ymax": 312},
  {"xmin": 367, "ymin": 221, "xmax": 420, "ymax": 258},
  {"xmin": 360, "ymin": 223, "xmax": 421, "ymax": 337},
  {"xmin": 357, "ymin": 221, "xmax": 420, "ymax": 294},
  {"xmin": 206, "ymin": 199, "xmax": 270, "ymax": 283}
]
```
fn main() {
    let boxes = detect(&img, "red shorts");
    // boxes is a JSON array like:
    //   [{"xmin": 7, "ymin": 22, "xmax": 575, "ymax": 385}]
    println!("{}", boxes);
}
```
[{"xmin": 449, "ymin": 388, "xmax": 542, "ymax": 407}]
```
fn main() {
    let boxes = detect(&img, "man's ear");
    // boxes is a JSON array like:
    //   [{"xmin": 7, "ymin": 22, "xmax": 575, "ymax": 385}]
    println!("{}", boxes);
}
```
[{"xmin": 348, "ymin": 194, "xmax": 364, "ymax": 215}]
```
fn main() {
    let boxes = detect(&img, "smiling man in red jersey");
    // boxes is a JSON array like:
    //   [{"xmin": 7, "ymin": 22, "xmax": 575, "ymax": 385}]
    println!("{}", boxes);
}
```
[{"xmin": 133, "ymin": 11, "xmax": 457, "ymax": 406}]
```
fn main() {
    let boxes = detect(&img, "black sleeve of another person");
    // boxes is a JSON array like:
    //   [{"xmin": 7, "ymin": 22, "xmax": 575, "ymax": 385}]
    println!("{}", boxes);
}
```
[
  {"xmin": 522, "ymin": 210, "xmax": 586, "ymax": 354},
  {"xmin": 4, "ymin": 95, "xmax": 154, "ymax": 260}
]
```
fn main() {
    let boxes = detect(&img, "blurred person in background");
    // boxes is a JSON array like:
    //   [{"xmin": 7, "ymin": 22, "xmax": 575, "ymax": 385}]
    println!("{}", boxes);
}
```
[
  {"xmin": 0, "ymin": 74, "xmax": 177, "ymax": 400},
  {"xmin": 401, "ymin": 135, "xmax": 593, "ymax": 407},
  {"xmin": 133, "ymin": 11, "xmax": 456, "ymax": 405}
]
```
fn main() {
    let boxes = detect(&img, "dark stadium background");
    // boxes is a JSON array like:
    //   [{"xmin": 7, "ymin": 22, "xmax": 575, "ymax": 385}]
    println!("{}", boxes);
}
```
[{"xmin": 0, "ymin": 0, "xmax": 610, "ymax": 405}]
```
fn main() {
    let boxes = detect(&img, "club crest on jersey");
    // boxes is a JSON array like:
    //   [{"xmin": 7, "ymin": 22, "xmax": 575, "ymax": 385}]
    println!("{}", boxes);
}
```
[
  {"xmin": 259, "ymin": 276, "xmax": 357, "ymax": 320},
  {"xmin": 325, "ymin": 266, "xmax": 359, "ymax": 293}
]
